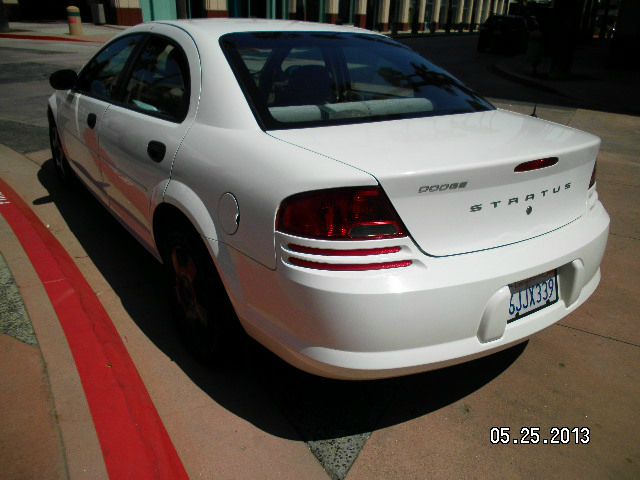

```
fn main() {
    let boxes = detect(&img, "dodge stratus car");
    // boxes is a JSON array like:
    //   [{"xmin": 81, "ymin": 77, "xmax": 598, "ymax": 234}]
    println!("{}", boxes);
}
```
[{"xmin": 48, "ymin": 19, "xmax": 609, "ymax": 379}]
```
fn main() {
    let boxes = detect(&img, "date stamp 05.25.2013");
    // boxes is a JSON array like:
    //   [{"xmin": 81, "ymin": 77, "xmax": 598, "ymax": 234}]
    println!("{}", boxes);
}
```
[{"xmin": 489, "ymin": 427, "xmax": 590, "ymax": 445}]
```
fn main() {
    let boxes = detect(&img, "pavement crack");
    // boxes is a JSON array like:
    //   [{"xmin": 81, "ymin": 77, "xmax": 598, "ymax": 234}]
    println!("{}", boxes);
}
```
[{"xmin": 558, "ymin": 323, "xmax": 640, "ymax": 348}]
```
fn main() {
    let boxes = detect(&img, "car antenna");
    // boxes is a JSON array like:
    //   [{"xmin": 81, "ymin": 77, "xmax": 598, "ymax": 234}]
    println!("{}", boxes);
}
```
[{"xmin": 531, "ymin": 102, "xmax": 538, "ymax": 118}]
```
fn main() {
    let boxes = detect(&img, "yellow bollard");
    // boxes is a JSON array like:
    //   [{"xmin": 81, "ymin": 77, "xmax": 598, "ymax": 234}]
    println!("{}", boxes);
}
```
[{"xmin": 66, "ymin": 6, "xmax": 83, "ymax": 36}]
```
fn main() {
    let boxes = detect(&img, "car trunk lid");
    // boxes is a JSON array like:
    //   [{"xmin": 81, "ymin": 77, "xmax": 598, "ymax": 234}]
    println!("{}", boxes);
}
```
[{"xmin": 269, "ymin": 109, "xmax": 599, "ymax": 256}]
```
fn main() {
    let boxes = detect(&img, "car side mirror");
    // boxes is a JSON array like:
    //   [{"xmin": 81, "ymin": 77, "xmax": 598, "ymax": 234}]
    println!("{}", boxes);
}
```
[{"xmin": 49, "ymin": 69, "xmax": 78, "ymax": 90}]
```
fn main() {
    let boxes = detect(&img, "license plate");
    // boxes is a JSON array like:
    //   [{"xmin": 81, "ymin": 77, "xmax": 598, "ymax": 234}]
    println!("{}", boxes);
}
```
[{"xmin": 508, "ymin": 270, "xmax": 558, "ymax": 323}]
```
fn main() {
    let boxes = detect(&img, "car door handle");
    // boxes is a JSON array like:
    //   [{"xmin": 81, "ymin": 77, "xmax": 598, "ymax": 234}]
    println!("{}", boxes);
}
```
[
  {"xmin": 147, "ymin": 141, "xmax": 166, "ymax": 163},
  {"xmin": 87, "ymin": 113, "xmax": 97, "ymax": 129}
]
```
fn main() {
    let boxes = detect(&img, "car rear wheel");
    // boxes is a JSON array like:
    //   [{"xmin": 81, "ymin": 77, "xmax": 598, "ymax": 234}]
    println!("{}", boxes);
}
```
[
  {"xmin": 162, "ymin": 225, "xmax": 238, "ymax": 364},
  {"xmin": 48, "ymin": 115, "xmax": 75, "ymax": 187}
]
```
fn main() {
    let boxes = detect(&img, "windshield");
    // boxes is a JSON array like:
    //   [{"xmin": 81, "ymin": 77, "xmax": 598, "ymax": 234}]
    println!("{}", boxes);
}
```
[{"xmin": 220, "ymin": 32, "xmax": 494, "ymax": 130}]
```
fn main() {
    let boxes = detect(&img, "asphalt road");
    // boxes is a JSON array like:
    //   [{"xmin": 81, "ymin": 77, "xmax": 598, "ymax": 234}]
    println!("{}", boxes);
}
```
[
  {"xmin": 0, "ymin": 41, "xmax": 99, "ymax": 153},
  {"xmin": 1, "ymin": 33, "xmax": 639, "ymax": 480}
]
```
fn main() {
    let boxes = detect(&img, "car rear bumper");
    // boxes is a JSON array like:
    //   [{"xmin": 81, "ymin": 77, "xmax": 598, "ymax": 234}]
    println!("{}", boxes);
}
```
[{"xmin": 222, "ymin": 199, "xmax": 609, "ymax": 380}]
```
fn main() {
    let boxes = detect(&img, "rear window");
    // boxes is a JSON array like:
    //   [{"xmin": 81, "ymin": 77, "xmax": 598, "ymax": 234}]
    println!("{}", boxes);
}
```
[{"xmin": 220, "ymin": 32, "xmax": 494, "ymax": 130}]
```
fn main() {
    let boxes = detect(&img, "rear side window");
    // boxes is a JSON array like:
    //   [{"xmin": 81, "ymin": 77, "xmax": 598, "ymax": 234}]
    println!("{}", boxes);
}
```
[
  {"xmin": 122, "ymin": 35, "xmax": 190, "ymax": 122},
  {"xmin": 76, "ymin": 34, "xmax": 143, "ymax": 101},
  {"xmin": 221, "ymin": 32, "xmax": 493, "ymax": 130}
]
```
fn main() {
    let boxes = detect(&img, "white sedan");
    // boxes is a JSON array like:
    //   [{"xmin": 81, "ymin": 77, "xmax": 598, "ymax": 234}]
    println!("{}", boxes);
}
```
[{"xmin": 48, "ymin": 19, "xmax": 609, "ymax": 379}]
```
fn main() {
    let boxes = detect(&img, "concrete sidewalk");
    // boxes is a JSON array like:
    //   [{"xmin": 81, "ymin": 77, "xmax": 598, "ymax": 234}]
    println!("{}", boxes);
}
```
[
  {"xmin": 0, "ymin": 150, "xmax": 109, "ymax": 480},
  {"xmin": 0, "ymin": 21, "xmax": 125, "ymax": 44}
]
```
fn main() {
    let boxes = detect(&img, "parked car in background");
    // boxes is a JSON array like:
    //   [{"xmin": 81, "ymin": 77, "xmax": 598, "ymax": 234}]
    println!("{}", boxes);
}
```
[
  {"xmin": 48, "ymin": 19, "xmax": 608, "ymax": 379},
  {"xmin": 477, "ymin": 14, "xmax": 531, "ymax": 54}
]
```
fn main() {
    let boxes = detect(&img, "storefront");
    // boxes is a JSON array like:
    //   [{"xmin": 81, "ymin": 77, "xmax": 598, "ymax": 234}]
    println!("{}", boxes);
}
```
[
  {"xmin": 137, "ymin": 0, "xmax": 348, "ymax": 23},
  {"xmin": 119, "ymin": 0, "xmax": 502, "ymax": 31}
]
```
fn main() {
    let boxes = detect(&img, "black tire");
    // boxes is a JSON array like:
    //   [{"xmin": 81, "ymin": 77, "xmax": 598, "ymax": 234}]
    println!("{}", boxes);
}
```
[
  {"xmin": 48, "ymin": 113, "xmax": 75, "ymax": 187},
  {"xmin": 161, "ymin": 224, "xmax": 238, "ymax": 364}
]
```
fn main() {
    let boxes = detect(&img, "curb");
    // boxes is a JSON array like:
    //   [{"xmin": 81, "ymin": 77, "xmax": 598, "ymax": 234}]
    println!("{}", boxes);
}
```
[
  {"xmin": 0, "ymin": 33, "xmax": 103, "ymax": 43},
  {"xmin": 0, "ymin": 178, "xmax": 189, "ymax": 480}
]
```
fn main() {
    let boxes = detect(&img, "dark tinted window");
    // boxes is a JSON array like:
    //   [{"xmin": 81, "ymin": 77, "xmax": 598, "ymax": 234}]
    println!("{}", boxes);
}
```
[
  {"xmin": 221, "ymin": 32, "xmax": 493, "ymax": 130},
  {"xmin": 76, "ymin": 34, "xmax": 142, "ymax": 101},
  {"xmin": 122, "ymin": 35, "xmax": 190, "ymax": 121}
]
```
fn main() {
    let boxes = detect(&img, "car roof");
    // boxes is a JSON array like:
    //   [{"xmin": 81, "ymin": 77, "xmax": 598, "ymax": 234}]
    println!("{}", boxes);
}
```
[{"xmin": 152, "ymin": 18, "xmax": 376, "ymax": 40}]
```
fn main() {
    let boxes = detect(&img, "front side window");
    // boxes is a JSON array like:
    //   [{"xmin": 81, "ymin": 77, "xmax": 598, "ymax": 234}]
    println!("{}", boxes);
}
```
[
  {"xmin": 76, "ymin": 34, "xmax": 143, "ymax": 101},
  {"xmin": 221, "ymin": 32, "xmax": 494, "ymax": 130},
  {"xmin": 122, "ymin": 35, "xmax": 190, "ymax": 122}
]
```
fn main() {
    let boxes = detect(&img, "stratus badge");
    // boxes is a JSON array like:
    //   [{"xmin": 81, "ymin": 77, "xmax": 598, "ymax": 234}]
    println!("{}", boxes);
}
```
[{"xmin": 469, "ymin": 182, "xmax": 572, "ymax": 212}]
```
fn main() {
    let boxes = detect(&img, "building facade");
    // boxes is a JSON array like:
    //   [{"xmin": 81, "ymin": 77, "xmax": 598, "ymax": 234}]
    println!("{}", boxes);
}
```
[{"xmin": 112, "ymin": 0, "xmax": 511, "ymax": 31}]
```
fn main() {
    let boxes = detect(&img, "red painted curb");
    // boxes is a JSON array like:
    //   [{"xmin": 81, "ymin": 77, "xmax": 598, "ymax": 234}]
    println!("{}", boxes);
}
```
[
  {"xmin": 0, "ymin": 33, "xmax": 102, "ymax": 43},
  {"xmin": 0, "ymin": 179, "xmax": 188, "ymax": 480}
]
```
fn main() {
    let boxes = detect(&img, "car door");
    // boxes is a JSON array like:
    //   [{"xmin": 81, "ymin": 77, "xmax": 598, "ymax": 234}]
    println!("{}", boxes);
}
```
[
  {"xmin": 56, "ymin": 34, "xmax": 145, "ymax": 202},
  {"xmin": 98, "ymin": 26, "xmax": 199, "ymax": 247}
]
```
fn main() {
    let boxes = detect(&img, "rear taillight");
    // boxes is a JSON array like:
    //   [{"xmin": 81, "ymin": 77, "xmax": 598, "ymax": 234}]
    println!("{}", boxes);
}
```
[
  {"xmin": 288, "ymin": 244, "xmax": 401, "ymax": 256},
  {"xmin": 289, "ymin": 258, "xmax": 412, "ymax": 271},
  {"xmin": 276, "ymin": 187, "xmax": 407, "ymax": 240},
  {"xmin": 589, "ymin": 161, "xmax": 597, "ymax": 188}
]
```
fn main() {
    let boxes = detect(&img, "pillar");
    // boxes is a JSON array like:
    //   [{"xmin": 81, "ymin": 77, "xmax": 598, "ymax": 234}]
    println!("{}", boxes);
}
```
[
  {"xmin": 377, "ymin": 0, "xmax": 391, "ymax": 31},
  {"xmin": 464, "ymin": 0, "xmax": 474, "ymax": 26},
  {"xmin": 206, "ymin": 0, "xmax": 228, "ymax": 17},
  {"xmin": 455, "ymin": 0, "xmax": 465, "ymax": 25},
  {"xmin": 481, "ymin": 0, "xmax": 491, "ymax": 23},
  {"xmin": 354, "ymin": 0, "xmax": 367, "ymax": 28},
  {"xmin": 431, "ymin": 0, "xmax": 441, "ymax": 29},
  {"xmin": 417, "ymin": 0, "xmax": 427, "ymax": 31},
  {"xmin": 398, "ymin": 0, "xmax": 410, "ymax": 31},
  {"xmin": 326, "ymin": 0, "xmax": 339, "ymax": 23},
  {"xmin": 473, "ymin": 0, "xmax": 483, "ymax": 26},
  {"xmin": 113, "ymin": 0, "xmax": 143, "ymax": 26}
]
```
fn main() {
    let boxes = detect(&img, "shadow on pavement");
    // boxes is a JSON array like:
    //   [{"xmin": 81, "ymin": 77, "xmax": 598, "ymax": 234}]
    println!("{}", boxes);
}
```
[
  {"xmin": 399, "ymin": 35, "xmax": 640, "ymax": 117},
  {"xmin": 37, "ymin": 158, "xmax": 525, "ymax": 442}
]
